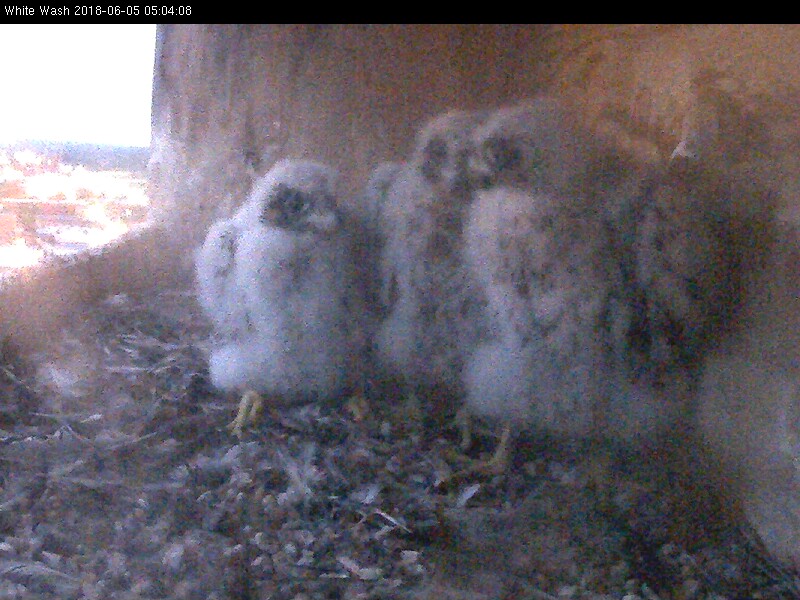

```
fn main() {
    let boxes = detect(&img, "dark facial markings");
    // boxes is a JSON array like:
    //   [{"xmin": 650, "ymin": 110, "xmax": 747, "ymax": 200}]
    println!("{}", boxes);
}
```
[
  {"xmin": 485, "ymin": 137, "xmax": 522, "ymax": 173},
  {"xmin": 421, "ymin": 137, "xmax": 449, "ymax": 183},
  {"xmin": 261, "ymin": 183, "xmax": 313, "ymax": 229}
]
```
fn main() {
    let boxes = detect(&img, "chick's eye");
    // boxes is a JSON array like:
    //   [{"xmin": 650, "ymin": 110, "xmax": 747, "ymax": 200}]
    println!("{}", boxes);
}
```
[
  {"xmin": 288, "ymin": 192, "xmax": 309, "ymax": 214},
  {"xmin": 272, "ymin": 186, "xmax": 308, "ymax": 214},
  {"xmin": 486, "ymin": 138, "xmax": 521, "ymax": 172},
  {"xmin": 421, "ymin": 137, "xmax": 449, "ymax": 182}
]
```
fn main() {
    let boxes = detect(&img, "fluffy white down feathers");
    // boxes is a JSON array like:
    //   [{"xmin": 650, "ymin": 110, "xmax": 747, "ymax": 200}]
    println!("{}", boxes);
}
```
[
  {"xmin": 194, "ymin": 99, "xmax": 796, "ymax": 567},
  {"xmin": 375, "ymin": 110, "xmax": 489, "ymax": 391},
  {"xmin": 195, "ymin": 159, "xmax": 363, "ymax": 402},
  {"xmin": 463, "ymin": 184, "xmax": 610, "ymax": 436},
  {"xmin": 367, "ymin": 97, "xmax": 765, "ymax": 442},
  {"xmin": 196, "ymin": 102, "xmax": 771, "ymax": 440}
]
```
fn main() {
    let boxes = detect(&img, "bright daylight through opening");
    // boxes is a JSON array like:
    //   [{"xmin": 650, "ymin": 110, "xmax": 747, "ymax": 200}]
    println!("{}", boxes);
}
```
[{"xmin": 0, "ymin": 25, "xmax": 156, "ymax": 276}]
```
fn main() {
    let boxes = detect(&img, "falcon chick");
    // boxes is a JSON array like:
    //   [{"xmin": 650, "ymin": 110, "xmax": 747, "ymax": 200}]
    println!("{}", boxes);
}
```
[
  {"xmin": 601, "ymin": 146, "xmax": 775, "ymax": 444},
  {"xmin": 627, "ymin": 162, "xmax": 741, "ymax": 383},
  {"xmin": 376, "ymin": 109, "xmax": 490, "ymax": 413},
  {"xmin": 196, "ymin": 159, "xmax": 365, "ymax": 435},
  {"xmin": 460, "ymin": 97, "xmax": 703, "ymax": 477},
  {"xmin": 463, "ymin": 98, "xmax": 612, "ymax": 442},
  {"xmin": 469, "ymin": 96, "xmax": 594, "ymax": 193}
]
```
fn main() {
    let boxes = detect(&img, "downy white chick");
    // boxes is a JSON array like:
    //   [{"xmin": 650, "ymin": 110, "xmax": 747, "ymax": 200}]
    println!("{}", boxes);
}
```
[
  {"xmin": 463, "ymin": 98, "xmax": 613, "ymax": 444},
  {"xmin": 376, "ymin": 110, "xmax": 490, "ymax": 417},
  {"xmin": 196, "ymin": 159, "xmax": 365, "ymax": 434},
  {"xmin": 461, "ymin": 97, "xmax": 705, "ymax": 463}
]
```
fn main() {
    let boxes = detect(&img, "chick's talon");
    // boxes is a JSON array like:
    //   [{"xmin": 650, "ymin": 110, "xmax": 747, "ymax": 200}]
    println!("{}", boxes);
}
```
[
  {"xmin": 464, "ymin": 424, "xmax": 513, "ymax": 477},
  {"xmin": 227, "ymin": 390, "xmax": 264, "ymax": 438},
  {"xmin": 480, "ymin": 424, "xmax": 513, "ymax": 475},
  {"xmin": 436, "ymin": 425, "xmax": 514, "ymax": 491}
]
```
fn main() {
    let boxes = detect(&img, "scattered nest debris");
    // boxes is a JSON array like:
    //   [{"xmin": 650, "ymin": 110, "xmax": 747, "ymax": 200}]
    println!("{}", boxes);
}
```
[{"xmin": 0, "ymin": 288, "xmax": 797, "ymax": 599}]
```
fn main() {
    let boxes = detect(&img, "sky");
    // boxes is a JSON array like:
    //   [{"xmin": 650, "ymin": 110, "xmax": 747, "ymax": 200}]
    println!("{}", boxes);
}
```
[{"xmin": 0, "ymin": 25, "xmax": 156, "ymax": 147}]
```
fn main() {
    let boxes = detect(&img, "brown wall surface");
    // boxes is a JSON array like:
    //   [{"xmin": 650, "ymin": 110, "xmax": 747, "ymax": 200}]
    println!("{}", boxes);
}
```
[{"xmin": 147, "ymin": 24, "xmax": 800, "ymax": 250}]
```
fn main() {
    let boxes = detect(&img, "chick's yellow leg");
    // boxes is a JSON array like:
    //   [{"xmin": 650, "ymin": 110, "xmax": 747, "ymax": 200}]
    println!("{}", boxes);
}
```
[
  {"xmin": 482, "ymin": 424, "xmax": 513, "ymax": 475},
  {"xmin": 455, "ymin": 408, "xmax": 512, "ymax": 475},
  {"xmin": 228, "ymin": 389, "xmax": 264, "ymax": 437},
  {"xmin": 456, "ymin": 406, "xmax": 473, "ymax": 452},
  {"xmin": 438, "ymin": 423, "xmax": 514, "ymax": 490}
]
